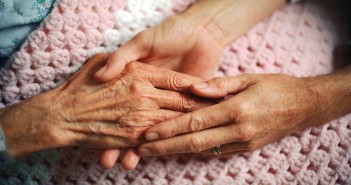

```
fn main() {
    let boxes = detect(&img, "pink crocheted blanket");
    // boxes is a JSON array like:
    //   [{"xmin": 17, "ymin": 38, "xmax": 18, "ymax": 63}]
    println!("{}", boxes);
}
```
[{"xmin": 0, "ymin": 0, "xmax": 350, "ymax": 184}]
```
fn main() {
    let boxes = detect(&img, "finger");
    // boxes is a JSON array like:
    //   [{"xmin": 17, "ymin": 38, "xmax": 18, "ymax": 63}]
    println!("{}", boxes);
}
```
[
  {"xmin": 139, "ymin": 124, "xmax": 254, "ymax": 156},
  {"xmin": 144, "ymin": 100, "xmax": 234, "ymax": 140},
  {"xmin": 99, "ymin": 149, "xmax": 121, "ymax": 169},
  {"xmin": 148, "ymin": 109, "xmax": 184, "ymax": 122},
  {"xmin": 141, "ymin": 64, "xmax": 202, "ymax": 92},
  {"xmin": 120, "ymin": 148, "xmax": 141, "ymax": 170},
  {"xmin": 149, "ymin": 89, "xmax": 214, "ymax": 112},
  {"xmin": 95, "ymin": 32, "xmax": 153, "ymax": 82},
  {"xmin": 73, "ymin": 131, "xmax": 140, "ymax": 149},
  {"xmin": 190, "ymin": 75, "xmax": 254, "ymax": 98}
]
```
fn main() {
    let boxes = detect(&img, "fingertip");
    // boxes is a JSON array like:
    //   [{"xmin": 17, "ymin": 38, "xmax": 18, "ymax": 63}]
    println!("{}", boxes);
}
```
[
  {"xmin": 121, "ymin": 149, "xmax": 141, "ymax": 170},
  {"xmin": 191, "ymin": 78, "xmax": 231, "ymax": 98},
  {"xmin": 145, "ymin": 132, "xmax": 160, "ymax": 141},
  {"xmin": 190, "ymin": 83, "xmax": 219, "ymax": 98},
  {"xmin": 192, "ymin": 82, "xmax": 209, "ymax": 89},
  {"xmin": 94, "ymin": 65, "xmax": 109, "ymax": 81},
  {"xmin": 99, "ymin": 149, "xmax": 120, "ymax": 169},
  {"xmin": 94, "ymin": 55, "xmax": 127, "ymax": 82}
]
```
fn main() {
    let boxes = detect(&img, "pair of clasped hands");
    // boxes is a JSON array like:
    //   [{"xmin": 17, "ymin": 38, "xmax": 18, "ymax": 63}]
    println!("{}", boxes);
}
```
[
  {"xmin": 2, "ymin": 0, "xmax": 349, "ymax": 172},
  {"xmin": 92, "ymin": 14, "xmax": 329, "ymax": 169}
]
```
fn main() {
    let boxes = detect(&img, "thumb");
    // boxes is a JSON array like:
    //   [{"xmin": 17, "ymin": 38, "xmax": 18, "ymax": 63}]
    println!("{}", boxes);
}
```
[
  {"xmin": 94, "ymin": 33, "xmax": 152, "ymax": 82},
  {"xmin": 190, "ymin": 75, "xmax": 253, "ymax": 98}
]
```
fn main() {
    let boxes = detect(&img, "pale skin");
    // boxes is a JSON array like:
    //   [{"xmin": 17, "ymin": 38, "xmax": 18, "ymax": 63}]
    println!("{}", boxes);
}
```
[
  {"xmin": 0, "ymin": 54, "xmax": 212, "ymax": 159},
  {"xmin": 96, "ymin": 0, "xmax": 351, "ymax": 169}
]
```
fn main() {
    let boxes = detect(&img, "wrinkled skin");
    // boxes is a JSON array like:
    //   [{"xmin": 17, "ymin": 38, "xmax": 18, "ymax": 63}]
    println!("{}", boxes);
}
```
[
  {"xmin": 0, "ymin": 54, "xmax": 212, "ymax": 158},
  {"xmin": 95, "ymin": 14, "xmax": 225, "ymax": 170}
]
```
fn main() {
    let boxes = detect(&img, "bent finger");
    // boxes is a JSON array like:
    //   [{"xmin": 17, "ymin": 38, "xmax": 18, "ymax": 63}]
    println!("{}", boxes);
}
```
[
  {"xmin": 149, "ymin": 89, "xmax": 214, "ymax": 112},
  {"xmin": 142, "ymin": 65, "xmax": 202, "ymax": 92},
  {"xmin": 95, "ymin": 32, "xmax": 153, "ymax": 82},
  {"xmin": 191, "ymin": 75, "xmax": 254, "ymax": 98},
  {"xmin": 121, "ymin": 148, "xmax": 141, "ymax": 170},
  {"xmin": 149, "ymin": 109, "xmax": 184, "ymax": 122},
  {"xmin": 144, "ymin": 101, "xmax": 233, "ymax": 140},
  {"xmin": 99, "ymin": 149, "xmax": 121, "ymax": 169},
  {"xmin": 139, "ymin": 124, "xmax": 252, "ymax": 156}
]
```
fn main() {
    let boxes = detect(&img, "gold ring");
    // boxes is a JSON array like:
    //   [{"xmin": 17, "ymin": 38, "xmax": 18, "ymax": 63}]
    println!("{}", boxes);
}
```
[{"xmin": 213, "ymin": 145, "xmax": 221, "ymax": 155}]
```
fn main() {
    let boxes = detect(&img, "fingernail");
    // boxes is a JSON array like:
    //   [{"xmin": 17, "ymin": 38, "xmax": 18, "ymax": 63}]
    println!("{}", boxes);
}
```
[
  {"xmin": 95, "ymin": 65, "xmax": 108, "ymax": 77},
  {"xmin": 139, "ymin": 148, "xmax": 152, "ymax": 156},
  {"xmin": 193, "ymin": 82, "xmax": 208, "ymax": 89},
  {"xmin": 145, "ymin": 132, "xmax": 159, "ymax": 140}
]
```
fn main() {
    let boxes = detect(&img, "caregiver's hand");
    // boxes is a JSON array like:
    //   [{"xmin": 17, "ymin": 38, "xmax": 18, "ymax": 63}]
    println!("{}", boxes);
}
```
[
  {"xmin": 94, "ymin": 15, "xmax": 224, "ymax": 81},
  {"xmin": 94, "ymin": 0, "xmax": 286, "ymax": 82},
  {"xmin": 139, "ymin": 69, "xmax": 351, "ymax": 156},
  {"xmin": 0, "ymin": 53, "xmax": 210, "ymax": 159}
]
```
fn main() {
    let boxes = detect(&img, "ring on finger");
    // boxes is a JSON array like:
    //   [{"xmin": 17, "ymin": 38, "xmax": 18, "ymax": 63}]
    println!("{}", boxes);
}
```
[{"xmin": 213, "ymin": 145, "xmax": 221, "ymax": 155}]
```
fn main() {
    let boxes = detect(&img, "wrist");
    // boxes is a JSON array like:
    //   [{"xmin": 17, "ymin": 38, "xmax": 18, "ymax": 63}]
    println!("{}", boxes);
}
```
[
  {"xmin": 0, "ymin": 92, "xmax": 64, "ymax": 158},
  {"xmin": 306, "ymin": 66, "xmax": 351, "ymax": 125},
  {"xmin": 179, "ymin": 0, "xmax": 286, "ymax": 46}
]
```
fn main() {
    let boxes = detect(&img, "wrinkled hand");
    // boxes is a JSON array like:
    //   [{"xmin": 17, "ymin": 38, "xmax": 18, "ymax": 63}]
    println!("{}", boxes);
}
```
[
  {"xmin": 138, "ymin": 74, "xmax": 324, "ymax": 156},
  {"xmin": 94, "ymin": 15, "xmax": 224, "ymax": 81},
  {"xmin": 95, "ymin": 15, "xmax": 225, "ymax": 169},
  {"xmin": 1, "ymin": 54, "xmax": 212, "ymax": 162}
]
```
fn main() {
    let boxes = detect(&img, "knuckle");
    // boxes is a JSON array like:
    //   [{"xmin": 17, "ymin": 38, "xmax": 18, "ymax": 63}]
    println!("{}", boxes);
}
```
[
  {"xmin": 237, "ymin": 126, "xmax": 255, "ymax": 141},
  {"xmin": 213, "ymin": 77, "xmax": 227, "ymax": 89},
  {"xmin": 188, "ymin": 115, "xmax": 204, "ymax": 132},
  {"xmin": 134, "ymin": 31, "xmax": 148, "ymax": 42},
  {"xmin": 233, "ymin": 101, "xmax": 252, "ymax": 121},
  {"xmin": 128, "ymin": 130, "xmax": 144, "ymax": 144},
  {"xmin": 221, "ymin": 131, "xmax": 233, "ymax": 144},
  {"xmin": 189, "ymin": 137, "xmax": 206, "ymax": 153},
  {"xmin": 182, "ymin": 98, "xmax": 195, "ymax": 112},
  {"xmin": 136, "ymin": 97, "xmax": 158, "ymax": 110},
  {"xmin": 125, "ymin": 62, "xmax": 140, "ymax": 72},
  {"xmin": 154, "ymin": 143, "xmax": 168, "ymax": 154},
  {"xmin": 130, "ymin": 83, "xmax": 143, "ymax": 96},
  {"xmin": 165, "ymin": 127, "xmax": 176, "ymax": 138},
  {"xmin": 169, "ymin": 74, "xmax": 190, "ymax": 90},
  {"xmin": 134, "ymin": 32, "xmax": 149, "ymax": 48}
]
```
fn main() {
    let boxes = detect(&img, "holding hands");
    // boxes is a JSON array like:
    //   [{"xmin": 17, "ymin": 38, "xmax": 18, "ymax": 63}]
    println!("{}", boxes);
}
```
[
  {"xmin": 0, "ymin": 54, "xmax": 212, "ymax": 163},
  {"xmin": 139, "ymin": 74, "xmax": 323, "ymax": 156},
  {"xmin": 95, "ymin": 0, "xmax": 290, "ymax": 169},
  {"xmin": 94, "ymin": 0, "xmax": 351, "ymax": 171},
  {"xmin": 140, "ymin": 66, "xmax": 351, "ymax": 157}
]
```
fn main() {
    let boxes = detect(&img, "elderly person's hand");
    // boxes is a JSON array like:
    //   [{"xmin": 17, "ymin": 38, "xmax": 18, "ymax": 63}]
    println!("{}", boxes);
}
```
[
  {"xmin": 0, "ymin": 53, "xmax": 211, "ymax": 161},
  {"xmin": 96, "ymin": 0, "xmax": 286, "ymax": 169},
  {"xmin": 138, "ymin": 68, "xmax": 351, "ymax": 156}
]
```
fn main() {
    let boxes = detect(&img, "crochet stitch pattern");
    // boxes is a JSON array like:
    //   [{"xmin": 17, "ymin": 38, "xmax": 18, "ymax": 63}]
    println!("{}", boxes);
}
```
[{"xmin": 0, "ymin": 0, "xmax": 350, "ymax": 184}]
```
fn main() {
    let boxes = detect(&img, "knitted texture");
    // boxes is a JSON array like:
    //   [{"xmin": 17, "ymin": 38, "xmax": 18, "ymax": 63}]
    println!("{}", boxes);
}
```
[{"xmin": 0, "ymin": 0, "xmax": 350, "ymax": 184}]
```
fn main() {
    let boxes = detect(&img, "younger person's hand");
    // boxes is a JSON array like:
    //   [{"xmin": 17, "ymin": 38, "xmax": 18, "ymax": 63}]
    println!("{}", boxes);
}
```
[{"xmin": 138, "ymin": 73, "xmax": 350, "ymax": 156}]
